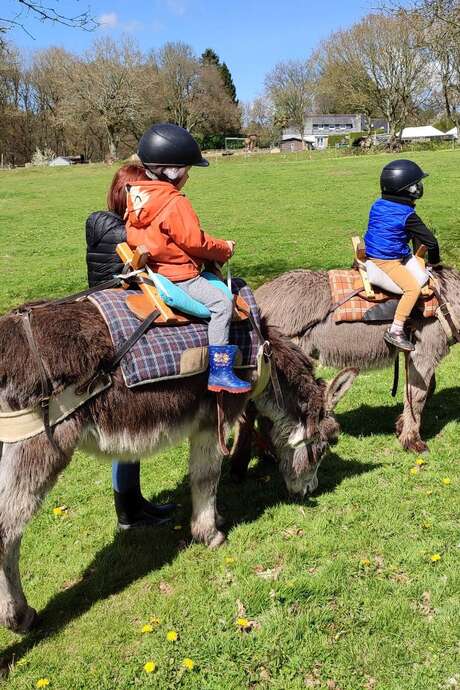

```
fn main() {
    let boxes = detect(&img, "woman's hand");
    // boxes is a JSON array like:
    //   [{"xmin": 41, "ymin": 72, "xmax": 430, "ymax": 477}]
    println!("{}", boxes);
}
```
[{"xmin": 226, "ymin": 240, "xmax": 236, "ymax": 256}]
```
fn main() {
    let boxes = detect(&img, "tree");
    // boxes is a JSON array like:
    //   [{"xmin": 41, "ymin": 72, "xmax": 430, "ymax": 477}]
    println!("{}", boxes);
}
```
[
  {"xmin": 158, "ymin": 42, "xmax": 241, "ymax": 145},
  {"xmin": 0, "ymin": 0, "xmax": 97, "ymax": 45},
  {"xmin": 68, "ymin": 37, "xmax": 161, "ymax": 160},
  {"xmin": 391, "ymin": 0, "xmax": 460, "ymax": 129},
  {"xmin": 317, "ymin": 13, "xmax": 430, "ymax": 143},
  {"xmin": 201, "ymin": 48, "xmax": 237, "ymax": 103},
  {"xmin": 265, "ymin": 59, "xmax": 315, "ymax": 148},
  {"xmin": 242, "ymin": 97, "xmax": 277, "ymax": 147}
]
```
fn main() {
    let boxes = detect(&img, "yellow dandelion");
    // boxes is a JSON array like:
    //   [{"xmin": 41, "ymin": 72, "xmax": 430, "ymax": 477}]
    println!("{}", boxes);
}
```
[
  {"xmin": 182, "ymin": 658, "xmax": 195, "ymax": 671},
  {"xmin": 52, "ymin": 506, "xmax": 67, "ymax": 517},
  {"xmin": 166, "ymin": 630, "xmax": 178, "ymax": 642},
  {"xmin": 236, "ymin": 617, "xmax": 249, "ymax": 628},
  {"xmin": 415, "ymin": 458, "xmax": 426, "ymax": 466},
  {"xmin": 224, "ymin": 557, "xmax": 236, "ymax": 565},
  {"xmin": 442, "ymin": 478, "xmax": 451, "ymax": 486},
  {"xmin": 430, "ymin": 553, "xmax": 441, "ymax": 562},
  {"xmin": 36, "ymin": 680, "xmax": 50, "ymax": 689},
  {"xmin": 360, "ymin": 559, "xmax": 371, "ymax": 567},
  {"xmin": 141, "ymin": 624, "xmax": 153, "ymax": 634},
  {"xmin": 144, "ymin": 661, "xmax": 156, "ymax": 673},
  {"xmin": 409, "ymin": 467, "xmax": 419, "ymax": 476}
]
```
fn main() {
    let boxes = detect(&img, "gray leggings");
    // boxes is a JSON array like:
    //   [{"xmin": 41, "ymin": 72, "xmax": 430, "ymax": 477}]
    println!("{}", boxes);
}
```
[{"xmin": 176, "ymin": 275, "xmax": 233, "ymax": 345}]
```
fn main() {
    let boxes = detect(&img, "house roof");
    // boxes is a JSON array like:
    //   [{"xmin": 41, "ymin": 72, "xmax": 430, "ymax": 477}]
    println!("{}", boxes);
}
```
[
  {"xmin": 399, "ymin": 125, "xmax": 446, "ymax": 139},
  {"xmin": 446, "ymin": 126, "xmax": 458, "ymax": 136},
  {"xmin": 281, "ymin": 134, "xmax": 317, "ymax": 143}
]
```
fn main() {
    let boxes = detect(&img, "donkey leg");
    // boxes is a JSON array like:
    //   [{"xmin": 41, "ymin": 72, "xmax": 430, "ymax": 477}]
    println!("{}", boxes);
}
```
[
  {"xmin": 189, "ymin": 427, "xmax": 225, "ymax": 549},
  {"xmin": 396, "ymin": 352, "xmax": 435, "ymax": 454},
  {"xmin": 0, "ymin": 425, "xmax": 77, "ymax": 633}
]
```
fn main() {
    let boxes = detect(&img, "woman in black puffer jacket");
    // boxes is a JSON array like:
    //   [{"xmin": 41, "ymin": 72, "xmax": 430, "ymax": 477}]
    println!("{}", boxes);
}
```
[{"xmin": 85, "ymin": 164, "xmax": 176, "ymax": 530}]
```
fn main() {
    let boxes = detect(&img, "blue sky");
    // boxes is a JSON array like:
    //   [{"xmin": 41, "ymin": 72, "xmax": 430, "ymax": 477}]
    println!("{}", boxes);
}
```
[{"xmin": 5, "ymin": 0, "xmax": 373, "ymax": 102}]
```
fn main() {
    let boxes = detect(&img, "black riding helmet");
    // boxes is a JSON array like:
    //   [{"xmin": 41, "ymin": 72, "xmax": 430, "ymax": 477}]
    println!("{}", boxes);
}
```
[
  {"xmin": 380, "ymin": 159, "xmax": 428, "ymax": 198},
  {"xmin": 138, "ymin": 123, "xmax": 209, "ymax": 168}
]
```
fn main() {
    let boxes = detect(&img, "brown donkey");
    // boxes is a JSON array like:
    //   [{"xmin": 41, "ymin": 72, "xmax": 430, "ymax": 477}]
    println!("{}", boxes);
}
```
[
  {"xmin": 0, "ymin": 299, "xmax": 356, "ymax": 633},
  {"xmin": 253, "ymin": 266, "xmax": 460, "ymax": 454}
]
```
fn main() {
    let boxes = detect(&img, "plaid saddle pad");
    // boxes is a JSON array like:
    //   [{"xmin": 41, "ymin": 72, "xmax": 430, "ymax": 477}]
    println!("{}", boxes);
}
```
[
  {"xmin": 328, "ymin": 269, "xmax": 439, "ymax": 323},
  {"xmin": 89, "ymin": 280, "xmax": 261, "ymax": 388}
]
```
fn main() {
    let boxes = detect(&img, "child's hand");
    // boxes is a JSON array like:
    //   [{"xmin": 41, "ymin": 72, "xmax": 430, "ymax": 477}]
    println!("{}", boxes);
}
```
[{"xmin": 226, "ymin": 240, "xmax": 236, "ymax": 256}]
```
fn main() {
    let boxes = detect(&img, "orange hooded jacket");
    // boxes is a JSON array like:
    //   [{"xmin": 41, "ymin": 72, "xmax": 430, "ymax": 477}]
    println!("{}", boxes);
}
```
[{"xmin": 125, "ymin": 180, "xmax": 231, "ymax": 282}]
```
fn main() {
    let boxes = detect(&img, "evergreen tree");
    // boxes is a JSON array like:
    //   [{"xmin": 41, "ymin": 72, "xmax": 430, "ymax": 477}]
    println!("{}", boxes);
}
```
[
  {"xmin": 201, "ymin": 48, "xmax": 238, "ymax": 103},
  {"xmin": 220, "ymin": 62, "xmax": 237, "ymax": 103}
]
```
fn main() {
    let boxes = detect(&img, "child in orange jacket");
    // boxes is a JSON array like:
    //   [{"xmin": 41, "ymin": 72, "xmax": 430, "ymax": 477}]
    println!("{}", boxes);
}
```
[{"xmin": 127, "ymin": 123, "xmax": 251, "ymax": 395}]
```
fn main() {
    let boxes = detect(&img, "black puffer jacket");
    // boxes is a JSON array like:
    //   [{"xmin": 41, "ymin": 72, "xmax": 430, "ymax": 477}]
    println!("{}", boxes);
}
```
[{"xmin": 86, "ymin": 211, "xmax": 127, "ymax": 287}]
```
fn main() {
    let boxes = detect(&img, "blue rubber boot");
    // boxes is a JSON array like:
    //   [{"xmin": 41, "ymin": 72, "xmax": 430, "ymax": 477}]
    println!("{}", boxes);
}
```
[{"xmin": 208, "ymin": 345, "xmax": 252, "ymax": 394}]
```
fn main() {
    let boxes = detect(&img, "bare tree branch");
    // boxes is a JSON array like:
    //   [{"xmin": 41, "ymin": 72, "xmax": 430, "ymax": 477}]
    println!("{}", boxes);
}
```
[{"xmin": 0, "ymin": 0, "xmax": 97, "ymax": 43}]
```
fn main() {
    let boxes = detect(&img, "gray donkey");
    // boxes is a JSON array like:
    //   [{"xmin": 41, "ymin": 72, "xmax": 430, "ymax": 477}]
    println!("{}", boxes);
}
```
[
  {"xmin": 0, "ymin": 299, "xmax": 356, "ymax": 633},
  {"xmin": 253, "ymin": 266, "xmax": 460, "ymax": 454}
]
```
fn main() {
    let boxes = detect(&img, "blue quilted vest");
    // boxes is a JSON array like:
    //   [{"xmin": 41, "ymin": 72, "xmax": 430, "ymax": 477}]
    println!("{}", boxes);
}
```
[{"xmin": 364, "ymin": 198, "xmax": 414, "ymax": 260}]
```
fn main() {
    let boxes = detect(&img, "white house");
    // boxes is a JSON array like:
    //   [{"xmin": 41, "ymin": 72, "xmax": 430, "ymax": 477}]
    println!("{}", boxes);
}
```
[
  {"xmin": 281, "ymin": 114, "xmax": 389, "ymax": 150},
  {"xmin": 446, "ymin": 126, "xmax": 458, "ymax": 138}
]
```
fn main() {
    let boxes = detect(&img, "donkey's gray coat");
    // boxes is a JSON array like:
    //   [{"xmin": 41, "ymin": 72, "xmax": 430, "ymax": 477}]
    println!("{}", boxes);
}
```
[
  {"xmin": 0, "ymin": 299, "xmax": 355, "ymax": 633},
  {"xmin": 255, "ymin": 266, "xmax": 460, "ymax": 453}
]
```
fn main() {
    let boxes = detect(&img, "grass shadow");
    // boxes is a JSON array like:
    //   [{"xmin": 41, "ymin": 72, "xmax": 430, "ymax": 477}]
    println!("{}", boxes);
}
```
[
  {"xmin": 220, "ymin": 450, "xmax": 379, "ymax": 526},
  {"xmin": 336, "ymin": 386, "xmax": 460, "ymax": 441},
  {"xmin": 0, "ymin": 448, "xmax": 378, "ymax": 673}
]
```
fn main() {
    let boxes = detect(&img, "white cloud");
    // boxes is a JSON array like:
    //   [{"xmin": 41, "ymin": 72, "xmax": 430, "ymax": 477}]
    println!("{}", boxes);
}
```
[
  {"xmin": 98, "ymin": 12, "xmax": 143, "ymax": 32},
  {"xmin": 99, "ymin": 12, "xmax": 118, "ymax": 28},
  {"xmin": 166, "ymin": 0, "xmax": 187, "ymax": 16}
]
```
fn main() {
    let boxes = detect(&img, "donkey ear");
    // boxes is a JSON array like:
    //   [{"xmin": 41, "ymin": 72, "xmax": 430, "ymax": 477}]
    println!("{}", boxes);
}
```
[{"xmin": 325, "ymin": 368, "xmax": 359, "ymax": 411}]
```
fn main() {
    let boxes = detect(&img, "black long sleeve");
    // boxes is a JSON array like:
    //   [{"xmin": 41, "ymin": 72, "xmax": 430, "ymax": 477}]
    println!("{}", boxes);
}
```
[{"xmin": 405, "ymin": 213, "xmax": 440, "ymax": 265}]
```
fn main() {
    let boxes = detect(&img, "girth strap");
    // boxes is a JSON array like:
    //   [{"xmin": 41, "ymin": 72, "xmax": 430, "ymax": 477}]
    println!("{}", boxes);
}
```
[{"xmin": 17, "ymin": 309, "xmax": 65, "ymax": 457}]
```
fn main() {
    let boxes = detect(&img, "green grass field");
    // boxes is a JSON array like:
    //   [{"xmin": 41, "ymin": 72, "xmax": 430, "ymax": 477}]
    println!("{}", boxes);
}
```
[{"xmin": 0, "ymin": 150, "xmax": 459, "ymax": 690}]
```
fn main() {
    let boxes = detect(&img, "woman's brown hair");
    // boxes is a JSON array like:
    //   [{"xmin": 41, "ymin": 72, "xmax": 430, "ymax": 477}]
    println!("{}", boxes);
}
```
[{"xmin": 107, "ymin": 164, "xmax": 149, "ymax": 218}]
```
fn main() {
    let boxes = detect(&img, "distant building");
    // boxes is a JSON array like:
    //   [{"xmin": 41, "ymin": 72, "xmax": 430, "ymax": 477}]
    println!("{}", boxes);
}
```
[
  {"xmin": 49, "ymin": 156, "xmax": 72, "ymax": 166},
  {"xmin": 48, "ymin": 154, "xmax": 87, "ymax": 167},
  {"xmin": 281, "ymin": 114, "xmax": 389, "ymax": 150}
]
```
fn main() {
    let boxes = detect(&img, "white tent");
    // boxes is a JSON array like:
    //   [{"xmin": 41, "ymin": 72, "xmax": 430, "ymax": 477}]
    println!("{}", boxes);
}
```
[
  {"xmin": 446, "ymin": 126, "xmax": 458, "ymax": 138},
  {"xmin": 399, "ymin": 125, "xmax": 446, "ymax": 140},
  {"xmin": 48, "ymin": 156, "xmax": 71, "ymax": 166}
]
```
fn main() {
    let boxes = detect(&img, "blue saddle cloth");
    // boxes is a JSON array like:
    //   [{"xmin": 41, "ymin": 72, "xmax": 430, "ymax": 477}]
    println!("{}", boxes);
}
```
[{"xmin": 89, "ymin": 279, "xmax": 261, "ymax": 388}]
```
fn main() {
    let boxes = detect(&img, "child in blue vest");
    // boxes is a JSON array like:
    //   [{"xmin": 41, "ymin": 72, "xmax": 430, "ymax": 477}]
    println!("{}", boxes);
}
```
[{"xmin": 364, "ymin": 159, "xmax": 441, "ymax": 351}]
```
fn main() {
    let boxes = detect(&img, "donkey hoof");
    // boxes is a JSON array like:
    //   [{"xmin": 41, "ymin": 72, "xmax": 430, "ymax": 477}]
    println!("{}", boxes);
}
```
[
  {"xmin": 13, "ymin": 606, "xmax": 38, "ymax": 634},
  {"xmin": 408, "ymin": 440, "xmax": 429, "ymax": 454},
  {"xmin": 208, "ymin": 531, "xmax": 226, "ymax": 549}
]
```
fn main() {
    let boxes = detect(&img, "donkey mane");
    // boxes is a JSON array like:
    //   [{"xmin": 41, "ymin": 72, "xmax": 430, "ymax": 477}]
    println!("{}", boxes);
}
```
[{"xmin": 262, "ymin": 320, "xmax": 326, "ymax": 420}]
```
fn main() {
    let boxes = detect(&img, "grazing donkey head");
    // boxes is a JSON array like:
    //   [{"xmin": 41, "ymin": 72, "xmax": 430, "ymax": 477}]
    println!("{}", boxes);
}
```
[{"xmin": 253, "ymin": 324, "xmax": 358, "ymax": 497}]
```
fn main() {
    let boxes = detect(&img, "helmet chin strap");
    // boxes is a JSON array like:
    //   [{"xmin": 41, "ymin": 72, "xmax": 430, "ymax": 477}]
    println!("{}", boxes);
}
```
[{"xmin": 403, "ymin": 181, "xmax": 423, "ymax": 199}]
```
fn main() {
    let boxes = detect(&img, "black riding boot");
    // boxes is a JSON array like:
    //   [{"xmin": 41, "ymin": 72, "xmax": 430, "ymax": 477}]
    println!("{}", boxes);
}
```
[{"xmin": 114, "ymin": 488, "xmax": 176, "ymax": 530}]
